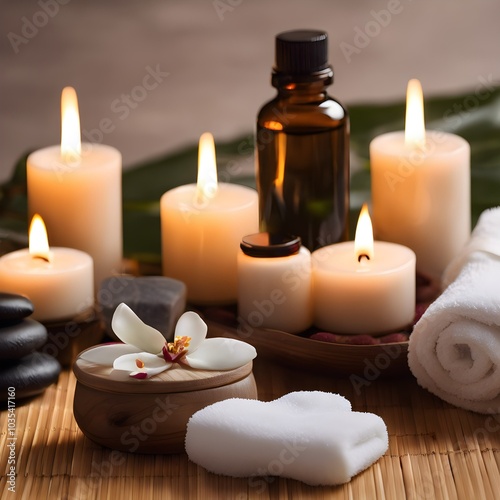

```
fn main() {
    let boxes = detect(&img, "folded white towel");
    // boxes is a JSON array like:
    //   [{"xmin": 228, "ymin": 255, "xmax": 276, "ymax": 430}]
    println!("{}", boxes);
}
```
[
  {"xmin": 408, "ymin": 249, "xmax": 500, "ymax": 414},
  {"xmin": 185, "ymin": 391, "xmax": 388, "ymax": 486},
  {"xmin": 442, "ymin": 207, "xmax": 500, "ymax": 288}
]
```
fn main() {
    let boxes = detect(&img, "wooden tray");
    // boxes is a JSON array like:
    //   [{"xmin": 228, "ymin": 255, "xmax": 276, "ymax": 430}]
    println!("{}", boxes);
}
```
[{"xmin": 203, "ymin": 309, "xmax": 410, "ymax": 378}]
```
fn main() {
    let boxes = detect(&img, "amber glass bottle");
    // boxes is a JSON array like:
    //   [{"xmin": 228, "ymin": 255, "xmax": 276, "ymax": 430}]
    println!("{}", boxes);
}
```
[{"xmin": 256, "ymin": 30, "xmax": 349, "ymax": 251}]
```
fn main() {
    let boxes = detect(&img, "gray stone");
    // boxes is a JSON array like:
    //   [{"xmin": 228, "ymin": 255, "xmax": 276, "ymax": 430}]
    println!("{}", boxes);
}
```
[{"xmin": 98, "ymin": 276, "xmax": 187, "ymax": 341}]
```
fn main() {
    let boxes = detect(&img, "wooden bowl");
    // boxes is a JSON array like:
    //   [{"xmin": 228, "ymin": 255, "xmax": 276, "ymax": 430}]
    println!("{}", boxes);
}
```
[{"xmin": 73, "ymin": 352, "xmax": 257, "ymax": 454}]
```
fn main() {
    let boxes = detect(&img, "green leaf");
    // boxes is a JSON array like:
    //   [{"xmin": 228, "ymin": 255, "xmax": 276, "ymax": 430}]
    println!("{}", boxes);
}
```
[{"xmin": 2, "ymin": 88, "xmax": 500, "ymax": 262}]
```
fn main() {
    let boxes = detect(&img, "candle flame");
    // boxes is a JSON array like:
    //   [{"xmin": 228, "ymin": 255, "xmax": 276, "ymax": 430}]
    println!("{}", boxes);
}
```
[
  {"xmin": 405, "ymin": 78, "xmax": 426, "ymax": 147},
  {"xmin": 61, "ymin": 86, "xmax": 82, "ymax": 163},
  {"xmin": 196, "ymin": 132, "xmax": 218, "ymax": 204},
  {"xmin": 354, "ymin": 204, "xmax": 374, "ymax": 262},
  {"xmin": 29, "ymin": 214, "xmax": 52, "ymax": 262}
]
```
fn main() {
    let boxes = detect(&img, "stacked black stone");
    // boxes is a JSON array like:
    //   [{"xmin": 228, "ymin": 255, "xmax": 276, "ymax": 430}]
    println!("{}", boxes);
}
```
[{"xmin": 0, "ymin": 293, "xmax": 61, "ymax": 402}]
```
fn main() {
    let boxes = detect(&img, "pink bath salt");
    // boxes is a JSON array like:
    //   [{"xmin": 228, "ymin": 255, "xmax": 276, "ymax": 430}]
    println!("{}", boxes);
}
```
[{"xmin": 378, "ymin": 332, "xmax": 410, "ymax": 344}]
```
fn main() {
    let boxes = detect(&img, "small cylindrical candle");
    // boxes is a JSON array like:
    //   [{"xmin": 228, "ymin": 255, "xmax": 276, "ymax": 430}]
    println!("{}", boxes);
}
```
[
  {"xmin": 237, "ymin": 233, "xmax": 312, "ymax": 334},
  {"xmin": 0, "ymin": 215, "xmax": 94, "ymax": 322},
  {"xmin": 312, "ymin": 205, "xmax": 416, "ymax": 335}
]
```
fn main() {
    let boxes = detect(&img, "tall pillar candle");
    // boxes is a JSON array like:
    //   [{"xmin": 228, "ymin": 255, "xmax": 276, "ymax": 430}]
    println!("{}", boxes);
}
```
[
  {"xmin": 370, "ymin": 79, "xmax": 470, "ymax": 283},
  {"xmin": 27, "ymin": 87, "xmax": 122, "ymax": 289},
  {"xmin": 161, "ymin": 133, "xmax": 259, "ymax": 305}
]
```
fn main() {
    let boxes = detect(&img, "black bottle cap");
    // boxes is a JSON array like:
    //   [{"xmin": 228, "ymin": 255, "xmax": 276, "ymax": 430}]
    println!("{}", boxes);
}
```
[
  {"xmin": 272, "ymin": 30, "xmax": 333, "ymax": 85},
  {"xmin": 240, "ymin": 233, "xmax": 301, "ymax": 258},
  {"xmin": 275, "ymin": 30, "xmax": 329, "ymax": 74}
]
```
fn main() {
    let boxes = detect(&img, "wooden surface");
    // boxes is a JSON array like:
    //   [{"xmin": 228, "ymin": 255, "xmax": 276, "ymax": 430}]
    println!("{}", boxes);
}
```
[{"xmin": 1, "ymin": 354, "xmax": 500, "ymax": 499}]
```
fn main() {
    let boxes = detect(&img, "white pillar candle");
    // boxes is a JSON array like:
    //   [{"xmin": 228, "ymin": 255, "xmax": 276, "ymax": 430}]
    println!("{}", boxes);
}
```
[
  {"xmin": 27, "ymin": 87, "xmax": 122, "ymax": 289},
  {"xmin": 161, "ymin": 133, "xmax": 259, "ymax": 305},
  {"xmin": 370, "ymin": 79, "xmax": 470, "ymax": 283},
  {"xmin": 237, "ymin": 233, "xmax": 312, "ymax": 334},
  {"xmin": 0, "ymin": 215, "xmax": 94, "ymax": 322},
  {"xmin": 312, "ymin": 205, "xmax": 416, "ymax": 335}
]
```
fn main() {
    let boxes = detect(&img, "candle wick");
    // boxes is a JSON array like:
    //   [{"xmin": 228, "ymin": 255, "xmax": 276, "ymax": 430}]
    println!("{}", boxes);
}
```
[
  {"xmin": 358, "ymin": 254, "xmax": 370, "ymax": 263},
  {"xmin": 33, "ymin": 255, "xmax": 51, "ymax": 263}
]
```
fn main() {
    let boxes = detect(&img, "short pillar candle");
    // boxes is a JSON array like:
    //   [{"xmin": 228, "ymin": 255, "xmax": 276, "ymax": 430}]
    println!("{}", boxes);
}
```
[{"xmin": 312, "ymin": 205, "xmax": 416, "ymax": 335}]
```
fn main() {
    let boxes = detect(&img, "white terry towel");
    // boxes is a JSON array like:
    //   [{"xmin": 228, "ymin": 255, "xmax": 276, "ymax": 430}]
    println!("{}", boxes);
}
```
[
  {"xmin": 408, "ymin": 250, "xmax": 500, "ymax": 414},
  {"xmin": 185, "ymin": 391, "xmax": 388, "ymax": 486},
  {"xmin": 442, "ymin": 207, "xmax": 500, "ymax": 288}
]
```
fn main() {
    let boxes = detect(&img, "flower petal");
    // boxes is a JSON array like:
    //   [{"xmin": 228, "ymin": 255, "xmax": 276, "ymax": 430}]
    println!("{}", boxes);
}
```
[
  {"xmin": 113, "ymin": 352, "xmax": 172, "ymax": 378},
  {"xmin": 174, "ymin": 311, "xmax": 207, "ymax": 354},
  {"xmin": 184, "ymin": 338, "xmax": 256, "ymax": 370},
  {"xmin": 79, "ymin": 343, "xmax": 140, "ymax": 366},
  {"xmin": 111, "ymin": 303, "xmax": 166, "ymax": 354}
]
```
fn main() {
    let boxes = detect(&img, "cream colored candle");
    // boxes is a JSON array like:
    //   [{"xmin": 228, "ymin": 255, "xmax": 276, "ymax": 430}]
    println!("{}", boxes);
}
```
[
  {"xmin": 161, "ymin": 133, "xmax": 259, "ymax": 304},
  {"xmin": 370, "ymin": 79, "xmax": 470, "ymax": 282},
  {"xmin": 312, "ymin": 205, "xmax": 416, "ymax": 335},
  {"xmin": 0, "ymin": 215, "xmax": 94, "ymax": 322},
  {"xmin": 237, "ymin": 233, "xmax": 312, "ymax": 334},
  {"xmin": 27, "ymin": 87, "xmax": 122, "ymax": 289}
]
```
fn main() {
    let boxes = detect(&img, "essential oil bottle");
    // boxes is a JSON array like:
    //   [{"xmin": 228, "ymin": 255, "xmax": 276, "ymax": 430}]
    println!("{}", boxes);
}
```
[{"xmin": 256, "ymin": 29, "xmax": 349, "ymax": 250}]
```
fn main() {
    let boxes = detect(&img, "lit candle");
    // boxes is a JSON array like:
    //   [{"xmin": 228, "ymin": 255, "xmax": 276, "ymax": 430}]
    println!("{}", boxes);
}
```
[
  {"xmin": 0, "ymin": 215, "xmax": 94, "ymax": 322},
  {"xmin": 312, "ymin": 205, "xmax": 416, "ymax": 335},
  {"xmin": 161, "ymin": 133, "xmax": 259, "ymax": 305},
  {"xmin": 27, "ymin": 87, "xmax": 122, "ymax": 289},
  {"xmin": 370, "ymin": 79, "xmax": 470, "ymax": 283}
]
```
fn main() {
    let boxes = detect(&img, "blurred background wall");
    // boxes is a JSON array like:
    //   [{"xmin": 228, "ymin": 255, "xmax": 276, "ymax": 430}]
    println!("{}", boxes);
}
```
[{"xmin": 1, "ymin": 0, "xmax": 499, "ymax": 182}]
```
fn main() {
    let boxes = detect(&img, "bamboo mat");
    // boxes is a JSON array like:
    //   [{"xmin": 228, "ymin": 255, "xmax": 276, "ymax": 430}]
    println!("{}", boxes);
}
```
[{"xmin": 1, "ymin": 356, "xmax": 499, "ymax": 500}]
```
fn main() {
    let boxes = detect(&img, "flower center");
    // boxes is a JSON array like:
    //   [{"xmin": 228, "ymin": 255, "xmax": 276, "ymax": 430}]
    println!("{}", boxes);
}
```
[
  {"xmin": 162, "ymin": 335, "xmax": 192, "ymax": 363},
  {"xmin": 136, "ymin": 358, "xmax": 145, "ymax": 369},
  {"xmin": 167, "ymin": 336, "xmax": 191, "ymax": 355}
]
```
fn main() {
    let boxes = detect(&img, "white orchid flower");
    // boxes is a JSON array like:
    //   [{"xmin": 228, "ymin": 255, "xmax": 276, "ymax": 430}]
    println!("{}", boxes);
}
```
[{"xmin": 80, "ymin": 303, "xmax": 257, "ymax": 379}]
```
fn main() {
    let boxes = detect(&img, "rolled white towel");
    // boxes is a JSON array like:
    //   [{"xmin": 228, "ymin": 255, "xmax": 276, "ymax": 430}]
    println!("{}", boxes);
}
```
[
  {"xmin": 185, "ymin": 391, "xmax": 388, "ymax": 486},
  {"xmin": 442, "ymin": 207, "xmax": 500, "ymax": 288},
  {"xmin": 408, "ymin": 251, "xmax": 500, "ymax": 414}
]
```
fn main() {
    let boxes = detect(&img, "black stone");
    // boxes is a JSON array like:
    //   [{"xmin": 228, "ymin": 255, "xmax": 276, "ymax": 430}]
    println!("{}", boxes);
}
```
[
  {"xmin": 0, "ymin": 293, "xmax": 34, "ymax": 324},
  {"xmin": 0, "ymin": 319, "xmax": 48, "ymax": 360},
  {"xmin": 98, "ymin": 276, "xmax": 187, "ymax": 341},
  {"xmin": 0, "ymin": 352, "xmax": 61, "ymax": 401}
]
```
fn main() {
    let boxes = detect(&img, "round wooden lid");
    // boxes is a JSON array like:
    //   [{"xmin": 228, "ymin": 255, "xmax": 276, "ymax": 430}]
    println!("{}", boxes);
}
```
[{"xmin": 73, "ymin": 347, "xmax": 253, "ymax": 394}]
